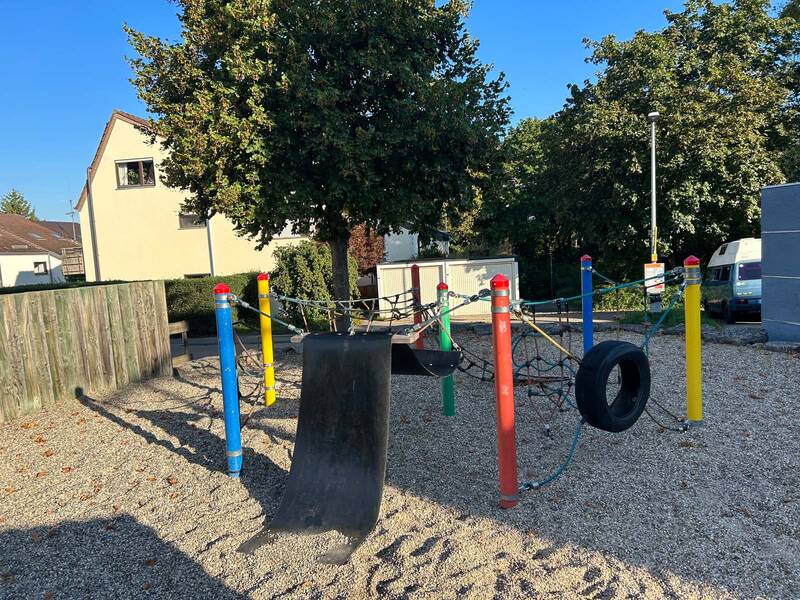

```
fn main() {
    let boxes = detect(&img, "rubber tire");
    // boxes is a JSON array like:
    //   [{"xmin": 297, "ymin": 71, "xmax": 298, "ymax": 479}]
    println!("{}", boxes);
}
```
[
  {"xmin": 575, "ymin": 341, "xmax": 651, "ymax": 433},
  {"xmin": 723, "ymin": 302, "xmax": 736, "ymax": 324}
]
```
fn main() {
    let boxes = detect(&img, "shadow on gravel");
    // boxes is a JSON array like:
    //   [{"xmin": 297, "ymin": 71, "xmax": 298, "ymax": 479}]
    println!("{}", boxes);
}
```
[
  {"xmin": 0, "ymin": 515, "xmax": 244, "ymax": 599},
  {"xmin": 78, "ymin": 392, "xmax": 291, "ymax": 513}
]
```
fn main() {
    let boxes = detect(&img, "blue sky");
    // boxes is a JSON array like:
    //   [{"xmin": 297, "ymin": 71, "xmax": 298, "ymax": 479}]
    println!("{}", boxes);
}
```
[{"xmin": 0, "ymin": 0, "xmax": 685, "ymax": 221}]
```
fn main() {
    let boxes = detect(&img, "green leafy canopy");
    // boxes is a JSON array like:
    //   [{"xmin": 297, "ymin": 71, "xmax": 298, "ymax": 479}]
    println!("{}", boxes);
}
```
[
  {"xmin": 126, "ymin": 0, "xmax": 511, "ymax": 251},
  {"xmin": 485, "ymin": 0, "xmax": 800, "ymax": 281}
]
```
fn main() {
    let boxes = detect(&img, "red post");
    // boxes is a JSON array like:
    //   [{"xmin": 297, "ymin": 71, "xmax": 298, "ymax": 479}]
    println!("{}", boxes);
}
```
[
  {"xmin": 411, "ymin": 263, "xmax": 424, "ymax": 349},
  {"xmin": 490, "ymin": 273, "xmax": 518, "ymax": 509}
]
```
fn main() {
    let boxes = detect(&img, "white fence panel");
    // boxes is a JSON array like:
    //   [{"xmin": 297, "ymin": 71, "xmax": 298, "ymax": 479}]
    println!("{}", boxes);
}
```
[{"xmin": 376, "ymin": 257, "xmax": 518, "ymax": 317}]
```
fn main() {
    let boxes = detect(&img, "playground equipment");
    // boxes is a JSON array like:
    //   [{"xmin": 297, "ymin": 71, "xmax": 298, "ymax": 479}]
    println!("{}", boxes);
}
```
[{"xmin": 213, "ymin": 257, "xmax": 703, "ymax": 562}]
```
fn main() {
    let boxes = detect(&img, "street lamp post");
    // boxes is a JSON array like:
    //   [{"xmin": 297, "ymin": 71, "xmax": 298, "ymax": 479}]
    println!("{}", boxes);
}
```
[
  {"xmin": 646, "ymin": 111, "xmax": 663, "ymax": 314},
  {"xmin": 647, "ymin": 111, "xmax": 660, "ymax": 263}
]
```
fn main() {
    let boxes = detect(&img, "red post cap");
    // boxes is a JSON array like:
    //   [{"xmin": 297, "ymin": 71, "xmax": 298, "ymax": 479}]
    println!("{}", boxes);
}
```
[
  {"xmin": 580, "ymin": 254, "xmax": 592, "ymax": 262},
  {"xmin": 257, "ymin": 273, "xmax": 269, "ymax": 281},
  {"xmin": 437, "ymin": 282, "xmax": 449, "ymax": 290},
  {"xmin": 491, "ymin": 273, "xmax": 509, "ymax": 288},
  {"xmin": 213, "ymin": 283, "xmax": 231, "ymax": 294},
  {"xmin": 684, "ymin": 255, "xmax": 701, "ymax": 266}
]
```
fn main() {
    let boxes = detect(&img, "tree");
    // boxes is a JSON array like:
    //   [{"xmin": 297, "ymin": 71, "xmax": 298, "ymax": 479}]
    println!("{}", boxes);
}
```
[
  {"xmin": 1, "ymin": 189, "xmax": 37, "ymax": 219},
  {"xmin": 348, "ymin": 224, "xmax": 385, "ymax": 275},
  {"xmin": 127, "ymin": 0, "xmax": 510, "ymax": 327},
  {"xmin": 494, "ymin": 0, "xmax": 800, "ymax": 279}
]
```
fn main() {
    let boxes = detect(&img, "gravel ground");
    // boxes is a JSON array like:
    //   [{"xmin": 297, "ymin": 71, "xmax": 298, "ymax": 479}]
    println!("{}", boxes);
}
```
[{"xmin": 1, "ymin": 332, "xmax": 799, "ymax": 599}]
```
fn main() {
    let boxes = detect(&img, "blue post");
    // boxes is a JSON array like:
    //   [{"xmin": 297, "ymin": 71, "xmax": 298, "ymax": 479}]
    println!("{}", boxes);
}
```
[
  {"xmin": 214, "ymin": 283, "xmax": 243, "ymax": 478},
  {"xmin": 580, "ymin": 255, "xmax": 593, "ymax": 354}
]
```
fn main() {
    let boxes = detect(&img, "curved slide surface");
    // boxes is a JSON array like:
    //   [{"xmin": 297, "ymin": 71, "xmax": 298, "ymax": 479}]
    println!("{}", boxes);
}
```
[{"xmin": 239, "ymin": 333, "xmax": 392, "ymax": 564}]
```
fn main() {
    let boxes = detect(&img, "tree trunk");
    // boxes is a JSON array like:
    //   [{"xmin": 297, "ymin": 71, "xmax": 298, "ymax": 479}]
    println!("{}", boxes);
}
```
[{"xmin": 329, "ymin": 233, "xmax": 352, "ymax": 332}]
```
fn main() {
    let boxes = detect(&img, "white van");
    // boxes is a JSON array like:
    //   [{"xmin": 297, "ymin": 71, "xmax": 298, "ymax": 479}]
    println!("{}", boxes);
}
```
[{"xmin": 702, "ymin": 238, "xmax": 762, "ymax": 323}]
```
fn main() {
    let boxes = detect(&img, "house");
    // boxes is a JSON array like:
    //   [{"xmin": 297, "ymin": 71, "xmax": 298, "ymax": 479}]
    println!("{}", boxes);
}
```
[
  {"xmin": 76, "ymin": 110, "xmax": 306, "ymax": 282},
  {"xmin": 38, "ymin": 221, "xmax": 84, "ymax": 278},
  {"xmin": 0, "ymin": 214, "xmax": 82, "ymax": 286},
  {"xmin": 39, "ymin": 220, "xmax": 81, "ymax": 243},
  {"xmin": 384, "ymin": 227, "xmax": 451, "ymax": 262}
]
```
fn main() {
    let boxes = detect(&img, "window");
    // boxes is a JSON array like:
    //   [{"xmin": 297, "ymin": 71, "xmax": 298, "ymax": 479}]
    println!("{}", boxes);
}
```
[
  {"xmin": 33, "ymin": 261, "xmax": 48, "ymax": 275},
  {"xmin": 116, "ymin": 159, "xmax": 155, "ymax": 188},
  {"xmin": 184, "ymin": 273, "xmax": 211, "ymax": 279},
  {"xmin": 718, "ymin": 265, "xmax": 732, "ymax": 282},
  {"xmin": 717, "ymin": 244, "xmax": 728, "ymax": 256},
  {"xmin": 738, "ymin": 261, "xmax": 761, "ymax": 281},
  {"xmin": 29, "ymin": 233, "xmax": 44, "ymax": 240},
  {"xmin": 178, "ymin": 214, "xmax": 206, "ymax": 229}
]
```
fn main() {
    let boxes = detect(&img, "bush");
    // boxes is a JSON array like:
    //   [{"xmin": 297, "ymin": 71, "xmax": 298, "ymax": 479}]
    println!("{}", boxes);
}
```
[
  {"xmin": 164, "ymin": 272, "xmax": 261, "ymax": 335},
  {"xmin": 594, "ymin": 283, "xmax": 682, "ymax": 311},
  {"xmin": 271, "ymin": 241, "xmax": 359, "ymax": 331},
  {"xmin": 0, "ymin": 279, "xmax": 127, "ymax": 296}
]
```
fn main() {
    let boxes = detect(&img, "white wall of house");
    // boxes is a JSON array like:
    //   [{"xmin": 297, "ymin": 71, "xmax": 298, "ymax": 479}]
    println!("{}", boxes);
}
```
[
  {"xmin": 78, "ymin": 113, "xmax": 306, "ymax": 282},
  {"xmin": 0, "ymin": 253, "xmax": 65, "ymax": 287},
  {"xmin": 384, "ymin": 228, "xmax": 449, "ymax": 262}
]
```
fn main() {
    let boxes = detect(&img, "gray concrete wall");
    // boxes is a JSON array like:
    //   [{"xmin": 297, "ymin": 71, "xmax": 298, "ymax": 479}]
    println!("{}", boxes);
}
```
[{"xmin": 761, "ymin": 183, "xmax": 800, "ymax": 342}]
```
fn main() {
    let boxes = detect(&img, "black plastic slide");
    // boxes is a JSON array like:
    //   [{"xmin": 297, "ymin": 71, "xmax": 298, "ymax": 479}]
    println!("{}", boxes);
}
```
[
  {"xmin": 238, "ymin": 333, "xmax": 392, "ymax": 564},
  {"xmin": 391, "ymin": 344, "xmax": 461, "ymax": 377}
]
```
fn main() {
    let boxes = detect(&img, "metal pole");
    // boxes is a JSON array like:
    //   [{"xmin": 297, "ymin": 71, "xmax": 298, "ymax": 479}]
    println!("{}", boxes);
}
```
[
  {"xmin": 437, "ymin": 282, "xmax": 455, "ymax": 416},
  {"xmin": 85, "ymin": 167, "xmax": 102, "ymax": 281},
  {"xmin": 206, "ymin": 216, "xmax": 217, "ymax": 276},
  {"xmin": 257, "ymin": 273, "xmax": 276, "ymax": 406},
  {"xmin": 214, "ymin": 283, "xmax": 243, "ymax": 477},
  {"xmin": 490, "ymin": 273, "xmax": 518, "ymax": 509},
  {"xmin": 580, "ymin": 255, "xmax": 593, "ymax": 354},
  {"xmin": 411, "ymin": 264, "xmax": 424, "ymax": 349},
  {"xmin": 683, "ymin": 256, "xmax": 703, "ymax": 426},
  {"xmin": 650, "ymin": 119, "xmax": 658, "ymax": 263}
]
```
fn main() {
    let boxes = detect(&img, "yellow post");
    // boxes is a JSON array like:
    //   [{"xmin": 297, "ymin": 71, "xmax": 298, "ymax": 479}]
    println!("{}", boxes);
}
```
[
  {"xmin": 257, "ymin": 273, "xmax": 276, "ymax": 406},
  {"xmin": 683, "ymin": 256, "xmax": 702, "ymax": 425}
]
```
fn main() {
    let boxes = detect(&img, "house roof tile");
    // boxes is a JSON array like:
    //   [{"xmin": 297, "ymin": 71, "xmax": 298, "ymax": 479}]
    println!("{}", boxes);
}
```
[{"xmin": 0, "ymin": 214, "xmax": 82, "ymax": 256}]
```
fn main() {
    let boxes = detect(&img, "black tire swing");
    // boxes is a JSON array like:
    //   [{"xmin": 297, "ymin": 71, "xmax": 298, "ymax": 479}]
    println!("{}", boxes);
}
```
[{"xmin": 575, "ymin": 341, "xmax": 651, "ymax": 433}]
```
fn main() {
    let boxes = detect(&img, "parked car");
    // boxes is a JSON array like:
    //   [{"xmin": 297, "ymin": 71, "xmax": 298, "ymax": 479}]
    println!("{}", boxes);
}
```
[{"xmin": 702, "ymin": 238, "xmax": 761, "ymax": 323}]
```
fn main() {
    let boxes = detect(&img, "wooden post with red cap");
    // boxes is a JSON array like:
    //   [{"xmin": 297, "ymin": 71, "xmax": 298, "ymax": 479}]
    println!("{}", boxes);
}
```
[
  {"xmin": 683, "ymin": 256, "xmax": 703, "ymax": 425},
  {"xmin": 257, "ymin": 273, "xmax": 276, "ymax": 406},
  {"xmin": 411, "ymin": 264, "xmax": 424, "ymax": 349},
  {"xmin": 490, "ymin": 273, "xmax": 518, "ymax": 508}
]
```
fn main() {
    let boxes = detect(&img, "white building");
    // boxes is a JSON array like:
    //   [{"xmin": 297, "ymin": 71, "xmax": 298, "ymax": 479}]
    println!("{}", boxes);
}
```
[
  {"xmin": 0, "ymin": 214, "xmax": 81, "ymax": 287},
  {"xmin": 384, "ymin": 227, "xmax": 451, "ymax": 262}
]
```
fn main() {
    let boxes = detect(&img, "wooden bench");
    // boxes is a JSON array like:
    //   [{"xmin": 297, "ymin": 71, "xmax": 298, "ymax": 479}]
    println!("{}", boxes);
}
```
[{"xmin": 169, "ymin": 320, "xmax": 193, "ymax": 370}]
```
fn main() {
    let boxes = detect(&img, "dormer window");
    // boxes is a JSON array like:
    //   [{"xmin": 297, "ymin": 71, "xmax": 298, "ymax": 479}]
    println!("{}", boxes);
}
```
[{"xmin": 116, "ymin": 159, "xmax": 155, "ymax": 188}]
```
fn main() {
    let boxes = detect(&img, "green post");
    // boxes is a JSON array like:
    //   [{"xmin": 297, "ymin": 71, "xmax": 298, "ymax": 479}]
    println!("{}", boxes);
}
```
[{"xmin": 438, "ymin": 282, "xmax": 455, "ymax": 416}]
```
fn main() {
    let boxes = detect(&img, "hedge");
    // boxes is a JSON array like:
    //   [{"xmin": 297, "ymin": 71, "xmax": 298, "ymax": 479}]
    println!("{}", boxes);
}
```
[
  {"xmin": 164, "ymin": 272, "xmax": 261, "ymax": 336},
  {"xmin": 593, "ymin": 283, "xmax": 682, "ymax": 311},
  {"xmin": 0, "ymin": 279, "xmax": 127, "ymax": 296}
]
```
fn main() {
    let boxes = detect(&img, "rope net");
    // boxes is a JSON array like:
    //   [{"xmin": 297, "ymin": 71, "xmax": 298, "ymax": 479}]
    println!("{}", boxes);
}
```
[{"xmin": 225, "ymin": 264, "xmax": 690, "ymax": 483}]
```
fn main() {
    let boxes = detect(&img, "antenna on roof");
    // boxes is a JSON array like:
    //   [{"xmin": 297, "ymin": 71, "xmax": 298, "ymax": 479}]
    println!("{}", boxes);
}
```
[{"xmin": 66, "ymin": 201, "xmax": 78, "ymax": 241}]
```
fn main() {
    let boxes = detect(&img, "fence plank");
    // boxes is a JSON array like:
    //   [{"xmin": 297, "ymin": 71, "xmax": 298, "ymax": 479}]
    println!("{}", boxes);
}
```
[
  {"xmin": 39, "ymin": 291, "xmax": 66, "ymax": 405},
  {"xmin": 0, "ymin": 299, "xmax": 22, "ymax": 421},
  {"xmin": 93, "ymin": 286, "xmax": 117, "ymax": 390},
  {"xmin": 53, "ymin": 289, "xmax": 81, "ymax": 401},
  {"xmin": 152, "ymin": 281, "xmax": 172, "ymax": 377},
  {"xmin": 105, "ymin": 285, "xmax": 129, "ymax": 389},
  {"xmin": 116, "ymin": 284, "xmax": 142, "ymax": 383}
]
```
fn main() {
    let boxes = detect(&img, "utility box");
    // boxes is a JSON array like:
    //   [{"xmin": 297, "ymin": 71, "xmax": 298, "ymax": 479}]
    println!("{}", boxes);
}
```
[{"xmin": 761, "ymin": 182, "xmax": 800, "ymax": 342}]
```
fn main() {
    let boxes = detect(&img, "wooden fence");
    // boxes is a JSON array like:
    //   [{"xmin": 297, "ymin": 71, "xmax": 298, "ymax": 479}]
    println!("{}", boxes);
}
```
[{"xmin": 0, "ymin": 281, "xmax": 172, "ymax": 422}]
